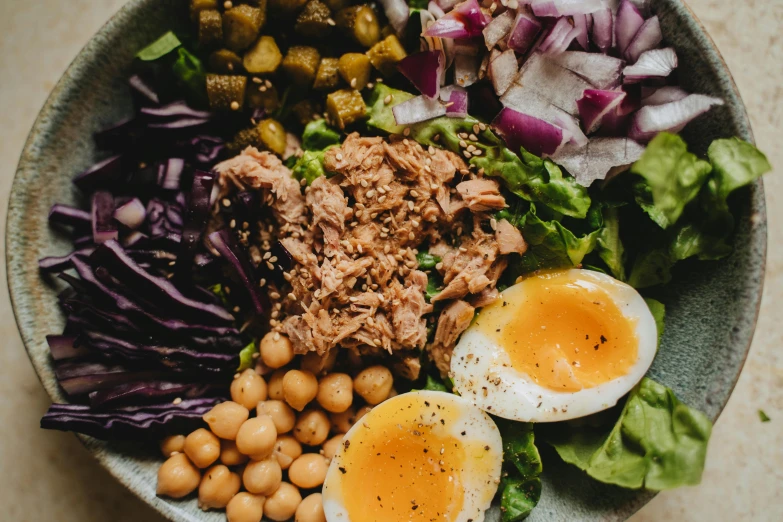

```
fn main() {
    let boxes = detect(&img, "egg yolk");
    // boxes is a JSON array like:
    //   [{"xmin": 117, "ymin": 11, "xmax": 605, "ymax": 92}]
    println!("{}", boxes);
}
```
[
  {"xmin": 477, "ymin": 270, "xmax": 639, "ymax": 392},
  {"xmin": 333, "ymin": 396, "xmax": 467, "ymax": 521}
]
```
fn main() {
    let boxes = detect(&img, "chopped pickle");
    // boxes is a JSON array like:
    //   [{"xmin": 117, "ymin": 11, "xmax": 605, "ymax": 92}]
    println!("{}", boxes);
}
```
[
  {"xmin": 258, "ymin": 118, "xmax": 288, "ymax": 156},
  {"xmin": 326, "ymin": 89, "xmax": 366, "ymax": 129},
  {"xmin": 314, "ymin": 58, "xmax": 341, "ymax": 90},
  {"xmin": 209, "ymin": 49, "xmax": 243, "ymax": 73},
  {"xmin": 336, "ymin": 5, "xmax": 380, "ymax": 48},
  {"xmin": 246, "ymin": 82, "xmax": 280, "ymax": 112},
  {"xmin": 198, "ymin": 9, "xmax": 224, "ymax": 48},
  {"xmin": 228, "ymin": 126, "xmax": 262, "ymax": 152},
  {"xmin": 222, "ymin": 4, "xmax": 265, "ymax": 51},
  {"xmin": 268, "ymin": 0, "xmax": 307, "ymax": 17},
  {"xmin": 291, "ymin": 99, "xmax": 323, "ymax": 126},
  {"xmin": 206, "ymin": 74, "xmax": 247, "ymax": 111},
  {"xmin": 243, "ymin": 36, "xmax": 282, "ymax": 74},
  {"xmin": 282, "ymin": 46, "xmax": 321, "ymax": 87},
  {"xmin": 366, "ymin": 34, "xmax": 407, "ymax": 77},
  {"xmin": 338, "ymin": 53, "xmax": 371, "ymax": 90},
  {"xmin": 296, "ymin": 0, "xmax": 333, "ymax": 38},
  {"xmin": 190, "ymin": 0, "xmax": 218, "ymax": 22}
]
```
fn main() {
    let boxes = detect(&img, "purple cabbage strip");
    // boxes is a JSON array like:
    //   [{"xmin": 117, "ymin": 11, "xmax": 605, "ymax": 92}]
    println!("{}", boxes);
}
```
[
  {"xmin": 73, "ymin": 155, "xmax": 124, "ymax": 192},
  {"xmin": 209, "ymin": 229, "xmax": 265, "ymax": 315},
  {"xmin": 179, "ymin": 170, "xmax": 217, "ymax": 277},
  {"xmin": 49, "ymin": 204, "xmax": 91, "ymax": 228},
  {"xmin": 91, "ymin": 191, "xmax": 118, "ymax": 244},
  {"xmin": 88, "ymin": 381, "xmax": 221, "ymax": 409}
]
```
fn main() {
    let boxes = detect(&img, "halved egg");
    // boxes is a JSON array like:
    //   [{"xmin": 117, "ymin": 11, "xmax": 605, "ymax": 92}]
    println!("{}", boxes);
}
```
[
  {"xmin": 322, "ymin": 390, "xmax": 503, "ymax": 522},
  {"xmin": 451, "ymin": 269, "xmax": 657, "ymax": 422}
]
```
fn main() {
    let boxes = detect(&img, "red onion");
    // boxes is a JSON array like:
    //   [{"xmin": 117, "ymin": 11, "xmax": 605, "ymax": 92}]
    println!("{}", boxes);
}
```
[
  {"xmin": 590, "ymin": 8, "xmax": 613, "ymax": 53},
  {"xmin": 553, "ymin": 137, "xmax": 646, "ymax": 186},
  {"xmin": 641, "ymin": 86, "xmax": 689, "ymax": 106},
  {"xmin": 379, "ymin": 0, "xmax": 410, "ymax": 35},
  {"xmin": 397, "ymin": 50, "xmax": 445, "ymax": 99},
  {"xmin": 573, "ymin": 15, "xmax": 590, "ymax": 50},
  {"xmin": 483, "ymin": 10, "xmax": 515, "ymax": 50},
  {"xmin": 531, "ymin": 0, "xmax": 604, "ymax": 17},
  {"xmin": 492, "ymin": 107, "xmax": 569, "ymax": 157},
  {"xmin": 424, "ymin": 0, "xmax": 488, "ymax": 39},
  {"xmin": 428, "ymin": 0, "xmax": 446, "ymax": 19},
  {"xmin": 113, "ymin": 198, "xmax": 147, "ymax": 230},
  {"xmin": 624, "ymin": 15, "xmax": 662, "ymax": 62},
  {"xmin": 440, "ymin": 85, "xmax": 469, "ymax": 117},
  {"xmin": 507, "ymin": 11, "xmax": 542, "ymax": 54},
  {"xmin": 539, "ymin": 17, "xmax": 581, "ymax": 56},
  {"xmin": 489, "ymin": 49, "xmax": 518, "ymax": 96},
  {"xmin": 550, "ymin": 51, "xmax": 625, "ymax": 89},
  {"xmin": 623, "ymin": 47, "xmax": 677, "ymax": 82},
  {"xmin": 510, "ymin": 53, "xmax": 591, "ymax": 115},
  {"xmin": 577, "ymin": 89, "xmax": 627, "ymax": 134},
  {"xmin": 615, "ymin": 0, "xmax": 645, "ymax": 55},
  {"xmin": 454, "ymin": 54, "xmax": 480, "ymax": 87},
  {"xmin": 392, "ymin": 95, "xmax": 447, "ymax": 125},
  {"xmin": 629, "ymin": 94, "xmax": 724, "ymax": 141}
]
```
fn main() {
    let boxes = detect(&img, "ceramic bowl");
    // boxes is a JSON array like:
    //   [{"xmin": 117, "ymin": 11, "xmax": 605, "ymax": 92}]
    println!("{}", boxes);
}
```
[{"xmin": 6, "ymin": 0, "xmax": 767, "ymax": 520}]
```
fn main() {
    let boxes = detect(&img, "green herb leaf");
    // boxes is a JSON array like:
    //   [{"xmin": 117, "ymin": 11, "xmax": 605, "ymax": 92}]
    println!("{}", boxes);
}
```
[
  {"xmin": 425, "ymin": 273, "xmax": 442, "ymax": 302},
  {"xmin": 416, "ymin": 251, "xmax": 441, "ymax": 270},
  {"xmin": 302, "ymin": 119, "xmax": 342, "ymax": 151},
  {"xmin": 631, "ymin": 133, "xmax": 713, "ymax": 229},
  {"xmin": 237, "ymin": 341, "xmax": 258, "ymax": 372},
  {"xmin": 541, "ymin": 377, "xmax": 712, "ymax": 490},
  {"xmin": 423, "ymin": 375, "xmax": 448, "ymax": 392},
  {"xmin": 758, "ymin": 409, "xmax": 771, "ymax": 423},
  {"xmin": 136, "ymin": 31, "xmax": 182, "ymax": 61},
  {"xmin": 172, "ymin": 48, "xmax": 207, "ymax": 106},
  {"xmin": 596, "ymin": 206, "xmax": 626, "ymax": 281}
]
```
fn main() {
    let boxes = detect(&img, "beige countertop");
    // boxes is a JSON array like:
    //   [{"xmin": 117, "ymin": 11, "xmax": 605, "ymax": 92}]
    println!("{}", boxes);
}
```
[{"xmin": 0, "ymin": 1, "xmax": 780, "ymax": 521}]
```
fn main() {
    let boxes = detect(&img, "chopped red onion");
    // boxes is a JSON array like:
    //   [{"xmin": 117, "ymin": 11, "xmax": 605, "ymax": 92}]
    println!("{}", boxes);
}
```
[
  {"xmin": 573, "ymin": 15, "xmax": 590, "ymax": 50},
  {"xmin": 624, "ymin": 15, "xmax": 662, "ymax": 62},
  {"xmin": 550, "ymin": 51, "xmax": 625, "ymax": 89},
  {"xmin": 113, "ymin": 198, "xmax": 147, "ymax": 230},
  {"xmin": 590, "ymin": 8, "xmax": 613, "ymax": 53},
  {"xmin": 553, "ymin": 137, "xmax": 646, "ymax": 186},
  {"xmin": 428, "ymin": 0, "xmax": 446, "ymax": 19},
  {"xmin": 379, "ymin": 0, "xmax": 410, "ymax": 34},
  {"xmin": 483, "ymin": 10, "xmax": 516, "ymax": 50},
  {"xmin": 615, "ymin": 0, "xmax": 645, "ymax": 55},
  {"xmin": 424, "ymin": 0, "xmax": 489, "ymax": 38},
  {"xmin": 437, "ymin": 0, "xmax": 460, "ymax": 9},
  {"xmin": 531, "ymin": 0, "xmax": 604, "ymax": 17},
  {"xmin": 398, "ymin": 51, "xmax": 445, "ymax": 99},
  {"xmin": 641, "ymin": 86, "xmax": 689, "ymax": 106},
  {"xmin": 492, "ymin": 107, "xmax": 570, "ymax": 157},
  {"xmin": 392, "ymin": 95, "xmax": 447, "ymax": 125},
  {"xmin": 490, "ymin": 49, "xmax": 518, "ymax": 96},
  {"xmin": 577, "ymin": 89, "xmax": 627, "ymax": 134},
  {"xmin": 623, "ymin": 47, "xmax": 677, "ymax": 82},
  {"xmin": 509, "ymin": 52, "xmax": 591, "ymax": 115},
  {"xmin": 440, "ymin": 85, "xmax": 469, "ymax": 117},
  {"xmin": 508, "ymin": 11, "xmax": 543, "ymax": 54},
  {"xmin": 454, "ymin": 53, "xmax": 480, "ymax": 87},
  {"xmin": 629, "ymin": 94, "xmax": 724, "ymax": 141},
  {"xmin": 539, "ymin": 17, "xmax": 581, "ymax": 55}
]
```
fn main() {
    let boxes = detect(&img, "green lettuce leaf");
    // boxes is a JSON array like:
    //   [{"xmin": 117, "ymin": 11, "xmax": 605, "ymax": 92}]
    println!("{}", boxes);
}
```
[
  {"xmin": 172, "ymin": 48, "xmax": 207, "ymax": 106},
  {"xmin": 415, "ymin": 251, "xmax": 441, "ymax": 269},
  {"xmin": 366, "ymin": 84, "xmax": 591, "ymax": 219},
  {"xmin": 541, "ymin": 378, "xmax": 712, "ymax": 490},
  {"xmin": 292, "ymin": 147, "xmax": 338, "ymax": 186},
  {"xmin": 302, "ymin": 119, "xmax": 341, "ymax": 151},
  {"xmin": 498, "ymin": 420, "xmax": 543, "ymax": 521},
  {"xmin": 596, "ymin": 205, "xmax": 626, "ymax": 281},
  {"xmin": 631, "ymin": 133, "xmax": 713, "ymax": 229},
  {"xmin": 707, "ymin": 137, "xmax": 772, "ymax": 205},
  {"xmin": 237, "ymin": 341, "xmax": 258, "ymax": 372},
  {"xmin": 422, "ymin": 375, "xmax": 448, "ymax": 392}
]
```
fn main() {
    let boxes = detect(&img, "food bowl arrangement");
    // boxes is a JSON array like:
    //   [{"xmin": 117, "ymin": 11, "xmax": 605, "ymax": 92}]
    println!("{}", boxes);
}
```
[{"xmin": 7, "ymin": 1, "xmax": 769, "ymax": 521}]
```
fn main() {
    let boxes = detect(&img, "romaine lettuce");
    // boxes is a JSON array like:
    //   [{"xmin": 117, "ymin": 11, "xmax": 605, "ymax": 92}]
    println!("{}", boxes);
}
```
[{"xmin": 497, "ymin": 420, "xmax": 543, "ymax": 521}]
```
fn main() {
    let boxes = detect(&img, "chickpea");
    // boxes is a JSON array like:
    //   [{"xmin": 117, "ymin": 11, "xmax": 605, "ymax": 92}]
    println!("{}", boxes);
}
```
[
  {"xmin": 274, "ymin": 435, "xmax": 303, "ymax": 470},
  {"xmin": 231, "ymin": 369, "xmax": 268, "ymax": 410},
  {"xmin": 236, "ymin": 416, "xmax": 277, "ymax": 460},
  {"xmin": 316, "ymin": 373, "xmax": 353, "ymax": 413},
  {"xmin": 260, "ymin": 331, "xmax": 295, "ymax": 369},
  {"xmin": 288, "ymin": 453, "xmax": 329, "ymax": 489},
  {"xmin": 294, "ymin": 409, "xmax": 330, "ymax": 446},
  {"xmin": 268, "ymin": 369, "xmax": 287, "ymax": 400},
  {"xmin": 159, "ymin": 434, "xmax": 185, "ymax": 457},
  {"xmin": 282, "ymin": 370, "xmax": 318, "ymax": 411},
  {"xmin": 322, "ymin": 434, "xmax": 344, "ymax": 459},
  {"xmin": 353, "ymin": 366, "xmax": 393, "ymax": 405},
  {"xmin": 300, "ymin": 349, "xmax": 337, "ymax": 375},
  {"xmin": 220, "ymin": 439, "xmax": 249, "ymax": 466},
  {"xmin": 226, "ymin": 492, "xmax": 265, "ymax": 522},
  {"xmin": 264, "ymin": 482, "xmax": 302, "ymax": 522},
  {"xmin": 156, "ymin": 453, "xmax": 201, "ymax": 498},
  {"xmin": 243, "ymin": 457, "xmax": 282, "ymax": 496},
  {"xmin": 184, "ymin": 428, "xmax": 221, "ymax": 469},
  {"xmin": 257, "ymin": 400, "xmax": 296, "ymax": 434},
  {"xmin": 198, "ymin": 464, "xmax": 240, "ymax": 510},
  {"xmin": 203, "ymin": 401, "xmax": 249, "ymax": 440},
  {"xmin": 296, "ymin": 493, "xmax": 326, "ymax": 522},
  {"xmin": 329, "ymin": 407, "xmax": 356, "ymax": 434}
]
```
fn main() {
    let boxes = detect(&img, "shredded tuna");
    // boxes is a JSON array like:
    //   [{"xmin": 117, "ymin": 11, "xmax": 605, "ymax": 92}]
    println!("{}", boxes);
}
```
[
  {"xmin": 428, "ymin": 300, "xmax": 476, "ymax": 375},
  {"xmin": 455, "ymin": 178, "xmax": 506, "ymax": 212},
  {"xmin": 495, "ymin": 218, "xmax": 528, "ymax": 255}
]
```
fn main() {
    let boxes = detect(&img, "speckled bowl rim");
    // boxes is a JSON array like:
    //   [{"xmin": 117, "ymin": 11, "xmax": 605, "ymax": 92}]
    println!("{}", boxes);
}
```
[{"xmin": 5, "ymin": 1, "xmax": 766, "ymax": 521}]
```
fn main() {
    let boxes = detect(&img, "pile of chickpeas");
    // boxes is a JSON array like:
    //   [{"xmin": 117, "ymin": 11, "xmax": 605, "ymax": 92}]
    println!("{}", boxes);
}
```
[{"xmin": 156, "ymin": 331, "xmax": 395, "ymax": 522}]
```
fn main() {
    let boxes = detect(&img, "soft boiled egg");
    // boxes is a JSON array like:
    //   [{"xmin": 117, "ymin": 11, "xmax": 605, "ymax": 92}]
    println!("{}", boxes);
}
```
[
  {"xmin": 451, "ymin": 269, "xmax": 657, "ymax": 422},
  {"xmin": 322, "ymin": 390, "xmax": 503, "ymax": 522}
]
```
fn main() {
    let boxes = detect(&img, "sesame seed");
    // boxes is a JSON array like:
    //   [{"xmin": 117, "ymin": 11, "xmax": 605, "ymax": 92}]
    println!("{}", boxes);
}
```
[
  {"xmin": 270, "ymin": 291, "xmax": 281, "ymax": 300},
  {"xmin": 408, "ymin": 201, "xmax": 415, "ymax": 211},
  {"xmin": 259, "ymin": 278, "xmax": 266, "ymax": 287},
  {"xmin": 263, "ymin": 252, "xmax": 271, "ymax": 260},
  {"xmin": 327, "ymin": 17, "xmax": 336, "ymax": 26},
  {"xmin": 378, "ymin": 195, "xmax": 387, "ymax": 203},
  {"xmin": 403, "ymin": 127, "xmax": 411, "ymax": 136},
  {"xmin": 459, "ymin": 132, "xmax": 468, "ymax": 139},
  {"xmin": 173, "ymin": 397, "xmax": 182, "ymax": 405},
  {"xmin": 350, "ymin": 78, "xmax": 357, "ymax": 88},
  {"xmin": 479, "ymin": 123, "xmax": 487, "ymax": 131},
  {"xmin": 300, "ymin": 178, "xmax": 307, "ymax": 186},
  {"xmin": 384, "ymin": 245, "xmax": 391, "ymax": 254},
  {"xmin": 336, "ymin": 153, "xmax": 343, "ymax": 161},
  {"xmin": 252, "ymin": 77, "xmax": 262, "ymax": 84},
  {"xmin": 288, "ymin": 293, "xmax": 297, "ymax": 301},
  {"xmin": 459, "ymin": 140, "xmax": 467, "ymax": 148},
  {"xmin": 273, "ymin": 332, "xmax": 280, "ymax": 341},
  {"xmin": 222, "ymin": 198, "xmax": 231, "ymax": 207},
  {"xmin": 349, "ymin": 296, "xmax": 358, "ymax": 302},
  {"xmin": 265, "ymin": 79, "xmax": 272, "ymax": 88},
  {"xmin": 377, "ymin": 186, "xmax": 386, "ymax": 194},
  {"xmin": 472, "ymin": 149, "xmax": 482, "ymax": 156},
  {"xmin": 230, "ymin": 101, "xmax": 240, "ymax": 111},
  {"xmin": 357, "ymin": 244, "xmax": 363, "ymax": 253},
  {"xmin": 408, "ymin": 232, "xmax": 415, "ymax": 240},
  {"xmin": 360, "ymin": 179, "xmax": 369, "ymax": 187},
  {"xmin": 410, "ymin": 189, "xmax": 419, "ymax": 198},
  {"xmin": 366, "ymin": 189, "xmax": 376, "ymax": 198},
  {"xmin": 430, "ymin": 183, "xmax": 439, "ymax": 190},
  {"xmin": 266, "ymin": 261, "xmax": 274, "ymax": 270},
  {"xmin": 259, "ymin": 85, "xmax": 267, "ymax": 92},
  {"xmin": 472, "ymin": 124, "xmax": 480, "ymax": 134},
  {"xmin": 463, "ymin": 151, "xmax": 472, "ymax": 158},
  {"xmin": 370, "ymin": 212, "xmax": 378, "ymax": 218},
  {"xmin": 373, "ymin": 338, "xmax": 382, "ymax": 346},
  {"xmin": 384, "ymin": 94, "xmax": 393, "ymax": 104},
  {"xmin": 224, "ymin": 1, "xmax": 233, "ymax": 8},
  {"xmin": 469, "ymin": 134, "xmax": 478, "ymax": 141},
  {"xmin": 412, "ymin": 219, "xmax": 420, "ymax": 227},
  {"xmin": 403, "ymin": 138, "xmax": 409, "ymax": 145},
  {"xmin": 435, "ymin": 262, "xmax": 443, "ymax": 270},
  {"xmin": 490, "ymin": 218, "xmax": 498, "ymax": 230},
  {"xmin": 229, "ymin": 219, "xmax": 237, "ymax": 228},
  {"xmin": 269, "ymin": 256, "xmax": 278, "ymax": 263},
  {"xmin": 459, "ymin": 247, "xmax": 468, "ymax": 253}
]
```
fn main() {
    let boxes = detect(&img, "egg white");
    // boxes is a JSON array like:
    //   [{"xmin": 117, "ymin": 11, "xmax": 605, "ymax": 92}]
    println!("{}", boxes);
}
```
[
  {"xmin": 451, "ymin": 269, "xmax": 658, "ymax": 423},
  {"xmin": 322, "ymin": 390, "xmax": 503, "ymax": 522}
]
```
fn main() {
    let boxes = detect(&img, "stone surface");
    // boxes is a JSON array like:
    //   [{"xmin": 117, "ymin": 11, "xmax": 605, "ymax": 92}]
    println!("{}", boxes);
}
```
[{"xmin": 0, "ymin": 1, "xmax": 779, "ymax": 522}]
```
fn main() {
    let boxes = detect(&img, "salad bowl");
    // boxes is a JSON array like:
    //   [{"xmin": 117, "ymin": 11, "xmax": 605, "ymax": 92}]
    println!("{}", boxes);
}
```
[{"xmin": 6, "ymin": 0, "xmax": 766, "ymax": 520}]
